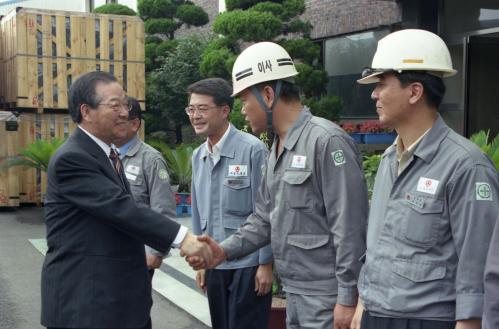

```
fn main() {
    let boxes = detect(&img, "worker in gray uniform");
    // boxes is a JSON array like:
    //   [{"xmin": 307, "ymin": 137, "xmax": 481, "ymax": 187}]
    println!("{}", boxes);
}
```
[
  {"xmin": 350, "ymin": 29, "xmax": 499, "ymax": 329},
  {"xmin": 188, "ymin": 42, "xmax": 369, "ymax": 329},
  {"xmin": 188, "ymin": 78, "xmax": 272, "ymax": 329},
  {"xmin": 115, "ymin": 97, "xmax": 176, "ymax": 275}
]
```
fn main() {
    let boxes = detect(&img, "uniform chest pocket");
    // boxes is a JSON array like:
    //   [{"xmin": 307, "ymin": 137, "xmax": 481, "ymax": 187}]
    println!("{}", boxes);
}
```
[
  {"xmin": 223, "ymin": 178, "xmax": 252, "ymax": 216},
  {"xmin": 282, "ymin": 169, "xmax": 312, "ymax": 209},
  {"xmin": 403, "ymin": 196, "xmax": 444, "ymax": 247}
]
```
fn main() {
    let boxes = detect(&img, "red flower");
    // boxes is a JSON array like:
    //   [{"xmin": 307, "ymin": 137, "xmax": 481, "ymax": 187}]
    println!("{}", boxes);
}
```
[
  {"xmin": 175, "ymin": 193, "xmax": 181, "ymax": 205},
  {"xmin": 341, "ymin": 122, "xmax": 359, "ymax": 133},
  {"xmin": 186, "ymin": 195, "xmax": 191, "ymax": 205}
]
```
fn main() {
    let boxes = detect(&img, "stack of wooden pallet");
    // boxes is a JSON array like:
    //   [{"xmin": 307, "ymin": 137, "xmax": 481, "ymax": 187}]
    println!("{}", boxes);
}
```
[{"xmin": 0, "ymin": 7, "xmax": 145, "ymax": 206}]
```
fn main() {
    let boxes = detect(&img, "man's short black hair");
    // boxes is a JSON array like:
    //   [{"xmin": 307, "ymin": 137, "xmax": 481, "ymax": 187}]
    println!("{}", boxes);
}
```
[
  {"xmin": 127, "ymin": 97, "xmax": 142, "ymax": 121},
  {"xmin": 68, "ymin": 71, "xmax": 117, "ymax": 123},
  {"xmin": 255, "ymin": 79, "xmax": 300, "ymax": 102},
  {"xmin": 394, "ymin": 71, "xmax": 446, "ymax": 108},
  {"xmin": 187, "ymin": 78, "xmax": 234, "ymax": 109}
]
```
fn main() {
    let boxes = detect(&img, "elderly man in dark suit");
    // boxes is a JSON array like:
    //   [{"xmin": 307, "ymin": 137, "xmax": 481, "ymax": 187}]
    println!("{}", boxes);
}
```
[{"xmin": 41, "ymin": 71, "xmax": 211, "ymax": 329}]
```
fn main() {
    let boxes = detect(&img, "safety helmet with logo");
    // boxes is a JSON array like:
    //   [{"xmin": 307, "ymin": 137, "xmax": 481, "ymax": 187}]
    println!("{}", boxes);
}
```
[
  {"xmin": 357, "ymin": 29, "xmax": 457, "ymax": 84},
  {"xmin": 231, "ymin": 42, "xmax": 298, "ymax": 133}
]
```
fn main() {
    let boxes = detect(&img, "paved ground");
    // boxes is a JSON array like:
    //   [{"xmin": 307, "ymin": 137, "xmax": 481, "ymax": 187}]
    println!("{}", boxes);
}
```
[{"xmin": 0, "ymin": 207, "xmax": 210, "ymax": 329}]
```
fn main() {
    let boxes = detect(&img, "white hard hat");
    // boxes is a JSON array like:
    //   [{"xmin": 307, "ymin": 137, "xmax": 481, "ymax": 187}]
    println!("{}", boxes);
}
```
[
  {"xmin": 358, "ymin": 29, "xmax": 457, "ymax": 84},
  {"xmin": 231, "ymin": 42, "xmax": 298, "ymax": 96}
]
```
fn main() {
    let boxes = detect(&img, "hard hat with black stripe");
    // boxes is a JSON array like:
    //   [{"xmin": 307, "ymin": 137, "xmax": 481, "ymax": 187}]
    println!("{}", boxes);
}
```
[{"xmin": 231, "ymin": 42, "xmax": 298, "ymax": 134}]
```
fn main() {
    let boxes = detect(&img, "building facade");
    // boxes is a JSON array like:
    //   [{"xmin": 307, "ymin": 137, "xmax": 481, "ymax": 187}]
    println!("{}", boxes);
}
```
[{"xmin": 182, "ymin": 0, "xmax": 498, "ymax": 137}]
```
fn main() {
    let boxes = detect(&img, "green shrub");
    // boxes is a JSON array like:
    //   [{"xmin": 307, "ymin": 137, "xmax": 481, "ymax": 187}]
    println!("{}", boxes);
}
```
[
  {"xmin": 250, "ymin": 2, "xmax": 283, "ymax": 17},
  {"xmin": 282, "ymin": 0, "xmax": 306, "ymax": 18},
  {"xmin": 285, "ymin": 18, "xmax": 312, "ymax": 35},
  {"xmin": 280, "ymin": 39, "xmax": 320, "ymax": 64},
  {"xmin": 295, "ymin": 63, "xmax": 327, "ymax": 98},
  {"xmin": 229, "ymin": 99, "xmax": 247, "ymax": 131},
  {"xmin": 145, "ymin": 35, "xmax": 162, "ymax": 44},
  {"xmin": 213, "ymin": 10, "xmax": 283, "ymax": 42},
  {"xmin": 470, "ymin": 130, "xmax": 499, "ymax": 171},
  {"xmin": 1, "ymin": 138, "xmax": 66, "ymax": 173},
  {"xmin": 226, "ymin": 0, "xmax": 266, "ymax": 11},
  {"xmin": 363, "ymin": 153, "xmax": 382, "ymax": 200},
  {"xmin": 145, "ymin": 18, "xmax": 178, "ymax": 35},
  {"xmin": 148, "ymin": 141, "xmax": 193, "ymax": 192},
  {"xmin": 93, "ymin": 3, "xmax": 137, "ymax": 15},
  {"xmin": 199, "ymin": 48, "xmax": 235, "ymax": 80},
  {"xmin": 176, "ymin": 4, "xmax": 209, "ymax": 26},
  {"xmin": 303, "ymin": 95, "xmax": 341, "ymax": 122},
  {"xmin": 156, "ymin": 40, "xmax": 179, "ymax": 57},
  {"xmin": 138, "ymin": 0, "xmax": 176, "ymax": 19}
]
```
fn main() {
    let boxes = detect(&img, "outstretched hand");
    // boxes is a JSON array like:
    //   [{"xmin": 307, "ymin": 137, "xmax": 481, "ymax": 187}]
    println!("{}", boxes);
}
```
[
  {"xmin": 184, "ymin": 235, "xmax": 226, "ymax": 270},
  {"xmin": 179, "ymin": 233, "xmax": 213, "ymax": 269}
]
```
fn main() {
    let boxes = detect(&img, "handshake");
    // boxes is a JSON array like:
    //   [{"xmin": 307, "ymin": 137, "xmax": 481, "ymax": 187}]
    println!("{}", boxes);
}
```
[{"xmin": 179, "ymin": 233, "xmax": 226, "ymax": 270}]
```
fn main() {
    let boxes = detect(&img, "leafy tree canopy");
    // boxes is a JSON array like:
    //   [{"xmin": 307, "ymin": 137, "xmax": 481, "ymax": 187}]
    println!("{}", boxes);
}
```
[
  {"xmin": 213, "ymin": 10, "xmax": 282, "ymax": 42},
  {"xmin": 93, "ymin": 3, "xmax": 137, "ymax": 15}
]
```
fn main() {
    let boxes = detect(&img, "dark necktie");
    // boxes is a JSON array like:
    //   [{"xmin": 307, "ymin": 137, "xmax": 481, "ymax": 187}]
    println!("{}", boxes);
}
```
[{"xmin": 109, "ymin": 148, "xmax": 122, "ymax": 175}]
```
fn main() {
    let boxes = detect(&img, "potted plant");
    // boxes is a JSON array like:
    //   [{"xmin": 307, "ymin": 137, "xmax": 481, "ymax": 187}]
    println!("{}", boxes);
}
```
[
  {"xmin": 469, "ymin": 130, "xmax": 499, "ymax": 171},
  {"xmin": 359, "ymin": 120, "xmax": 397, "ymax": 144},
  {"xmin": 341, "ymin": 122, "xmax": 363, "ymax": 144}
]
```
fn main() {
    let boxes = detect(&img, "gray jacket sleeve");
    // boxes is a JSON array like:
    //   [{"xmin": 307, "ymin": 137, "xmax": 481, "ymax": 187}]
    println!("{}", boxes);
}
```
[
  {"xmin": 319, "ymin": 135, "xmax": 368, "ymax": 306},
  {"xmin": 145, "ymin": 155, "xmax": 176, "ymax": 257},
  {"xmin": 191, "ymin": 155, "xmax": 203, "ymax": 236},
  {"xmin": 251, "ymin": 147, "xmax": 273, "ymax": 265},
  {"xmin": 448, "ymin": 164, "xmax": 499, "ymax": 320},
  {"xmin": 220, "ymin": 159, "xmax": 272, "ymax": 261},
  {"xmin": 484, "ymin": 215, "xmax": 499, "ymax": 329}
]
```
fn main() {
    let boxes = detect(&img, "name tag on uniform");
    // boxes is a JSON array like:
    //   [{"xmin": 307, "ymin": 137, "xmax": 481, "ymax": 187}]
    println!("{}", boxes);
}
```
[
  {"xmin": 228, "ymin": 165, "xmax": 247, "ymax": 177},
  {"xmin": 291, "ymin": 155, "xmax": 306, "ymax": 169},
  {"xmin": 126, "ymin": 164, "xmax": 140, "ymax": 175},
  {"xmin": 125, "ymin": 172, "xmax": 137, "ymax": 181},
  {"xmin": 417, "ymin": 177, "xmax": 439, "ymax": 195},
  {"xmin": 405, "ymin": 193, "xmax": 425, "ymax": 208}
]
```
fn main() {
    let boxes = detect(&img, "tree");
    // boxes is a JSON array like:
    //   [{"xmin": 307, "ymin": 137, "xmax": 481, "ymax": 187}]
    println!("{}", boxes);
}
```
[
  {"xmin": 145, "ymin": 36, "xmax": 207, "ymax": 143},
  {"xmin": 93, "ymin": 3, "xmax": 137, "ymax": 16},
  {"xmin": 200, "ymin": 0, "xmax": 339, "ymax": 119},
  {"xmin": 139, "ymin": 0, "xmax": 209, "ymax": 70}
]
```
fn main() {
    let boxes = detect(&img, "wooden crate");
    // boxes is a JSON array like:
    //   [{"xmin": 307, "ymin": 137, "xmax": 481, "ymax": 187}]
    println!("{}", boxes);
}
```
[
  {"xmin": 0, "ymin": 7, "xmax": 145, "ymax": 110},
  {"xmin": 11, "ymin": 112, "xmax": 76, "ymax": 204},
  {"xmin": 0, "ymin": 111, "xmax": 20, "ymax": 207}
]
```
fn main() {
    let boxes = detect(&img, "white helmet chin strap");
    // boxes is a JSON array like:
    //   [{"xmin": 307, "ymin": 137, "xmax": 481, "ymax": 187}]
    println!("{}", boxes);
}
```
[{"xmin": 250, "ymin": 80, "xmax": 282, "ymax": 137}]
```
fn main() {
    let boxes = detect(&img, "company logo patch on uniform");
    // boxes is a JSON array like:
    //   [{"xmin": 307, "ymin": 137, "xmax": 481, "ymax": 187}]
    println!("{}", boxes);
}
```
[
  {"xmin": 125, "ymin": 164, "xmax": 140, "ymax": 175},
  {"xmin": 416, "ymin": 177, "xmax": 439, "ymax": 195},
  {"xmin": 291, "ymin": 155, "xmax": 306, "ymax": 169},
  {"xmin": 476, "ymin": 182, "xmax": 493, "ymax": 201},
  {"xmin": 228, "ymin": 165, "xmax": 248, "ymax": 177},
  {"xmin": 158, "ymin": 169, "xmax": 169, "ymax": 180},
  {"xmin": 331, "ymin": 150, "xmax": 346, "ymax": 166}
]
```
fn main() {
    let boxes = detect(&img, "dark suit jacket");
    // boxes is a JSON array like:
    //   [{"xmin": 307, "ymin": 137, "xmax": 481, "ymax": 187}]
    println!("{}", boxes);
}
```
[{"xmin": 41, "ymin": 128, "xmax": 180, "ymax": 328}]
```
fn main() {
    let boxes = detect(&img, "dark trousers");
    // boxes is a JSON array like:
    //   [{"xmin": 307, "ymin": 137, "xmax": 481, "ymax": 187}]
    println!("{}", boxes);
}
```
[
  {"xmin": 361, "ymin": 311, "xmax": 455, "ymax": 329},
  {"xmin": 47, "ymin": 318, "xmax": 151, "ymax": 329},
  {"xmin": 206, "ymin": 266, "xmax": 272, "ymax": 329}
]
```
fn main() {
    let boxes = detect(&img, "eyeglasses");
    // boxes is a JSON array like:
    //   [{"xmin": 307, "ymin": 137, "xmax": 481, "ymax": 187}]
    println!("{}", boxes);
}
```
[
  {"xmin": 98, "ymin": 101, "xmax": 132, "ymax": 112},
  {"xmin": 184, "ymin": 105, "xmax": 220, "ymax": 116}
]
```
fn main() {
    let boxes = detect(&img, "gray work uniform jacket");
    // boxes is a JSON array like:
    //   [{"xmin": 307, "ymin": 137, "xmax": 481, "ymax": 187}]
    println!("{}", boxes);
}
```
[
  {"xmin": 483, "ymin": 215, "xmax": 499, "ymax": 329},
  {"xmin": 359, "ymin": 115, "xmax": 499, "ymax": 321},
  {"xmin": 121, "ymin": 135, "xmax": 177, "ymax": 257},
  {"xmin": 220, "ymin": 108, "xmax": 368, "ymax": 304},
  {"xmin": 191, "ymin": 125, "xmax": 272, "ymax": 269}
]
